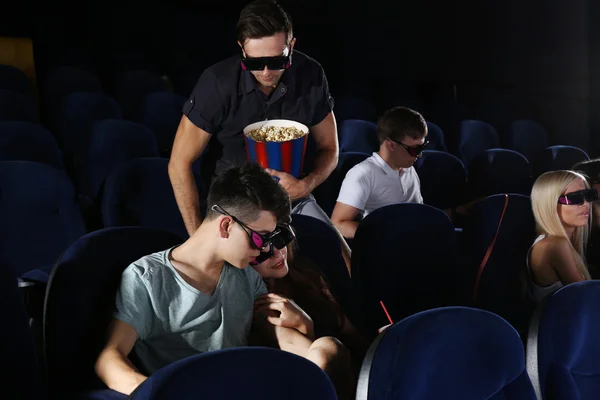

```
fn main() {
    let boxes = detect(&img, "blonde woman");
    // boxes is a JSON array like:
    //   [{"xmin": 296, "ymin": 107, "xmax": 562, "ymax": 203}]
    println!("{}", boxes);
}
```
[{"xmin": 528, "ymin": 170, "xmax": 597, "ymax": 302}]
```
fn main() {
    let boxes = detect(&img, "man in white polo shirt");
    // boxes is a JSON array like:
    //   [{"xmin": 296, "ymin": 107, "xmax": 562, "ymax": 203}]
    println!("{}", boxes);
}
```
[{"xmin": 331, "ymin": 107, "xmax": 427, "ymax": 238}]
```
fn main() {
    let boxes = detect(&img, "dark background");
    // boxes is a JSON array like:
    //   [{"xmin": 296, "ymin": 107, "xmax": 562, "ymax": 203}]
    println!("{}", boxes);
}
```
[{"xmin": 3, "ymin": 0, "xmax": 596, "ymax": 156}]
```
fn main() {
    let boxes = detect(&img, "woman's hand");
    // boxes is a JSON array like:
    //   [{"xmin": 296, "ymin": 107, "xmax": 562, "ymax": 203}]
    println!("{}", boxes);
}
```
[{"xmin": 254, "ymin": 293, "xmax": 315, "ymax": 339}]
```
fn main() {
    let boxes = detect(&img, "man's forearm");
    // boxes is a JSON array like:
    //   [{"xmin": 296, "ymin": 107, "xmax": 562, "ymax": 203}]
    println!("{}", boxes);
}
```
[
  {"xmin": 96, "ymin": 349, "xmax": 147, "ymax": 395},
  {"xmin": 168, "ymin": 162, "xmax": 203, "ymax": 236},
  {"xmin": 334, "ymin": 220, "xmax": 359, "ymax": 239},
  {"xmin": 303, "ymin": 149, "xmax": 338, "ymax": 193}
]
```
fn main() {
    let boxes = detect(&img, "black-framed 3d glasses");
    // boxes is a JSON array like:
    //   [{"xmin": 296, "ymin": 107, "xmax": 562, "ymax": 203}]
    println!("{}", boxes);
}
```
[
  {"xmin": 211, "ymin": 205, "xmax": 285, "ymax": 251},
  {"xmin": 388, "ymin": 138, "xmax": 429, "ymax": 157},
  {"xmin": 241, "ymin": 55, "xmax": 291, "ymax": 71},
  {"xmin": 251, "ymin": 224, "xmax": 296, "ymax": 265},
  {"xmin": 557, "ymin": 188, "xmax": 599, "ymax": 205}
]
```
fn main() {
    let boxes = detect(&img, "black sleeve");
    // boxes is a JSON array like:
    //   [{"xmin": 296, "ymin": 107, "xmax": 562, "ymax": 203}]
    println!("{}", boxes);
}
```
[
  {"xmin": 310, "ymin": 69, "xmax": 334, "ymax": 126},
  {"xmin": 181, "ymin": 69, "xmax": 227, "ymax": 135}
]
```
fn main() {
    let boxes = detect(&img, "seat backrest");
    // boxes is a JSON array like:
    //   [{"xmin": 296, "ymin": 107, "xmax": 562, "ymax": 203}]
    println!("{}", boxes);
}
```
[
  {"xmin": 414, "ymin": 150, "xmax": 467, "ymax": 210},
  {"xmin": 130, "ymin": 347, "xmax": 337, "ymax": 400},
  {"xmin": 0, "ymin": 161, "xmax": 86, "ymax": 276},
  {"xmin": 0, "ymin": 121, "xmax": 63, "ymax": 169},
  {"xmin": 43, "ymin": 227, "xmax": 183, "ymax": 397},
  {"xmin": 0, "ymin": 264, "xmax": 45, "ymax": 399},
  {"xmin": 102, "ymin": 158, "xmax": 203, "ymax": 238},
  {"xmin": 0, "ymin": 89, "xmax": 37, "ymax": 122},
  {"xmin": 139, "ymin": 92, "xmax": 186, "ymax": 157},
  {"xmin": 527, "ymin": 281, "xmax": 600, "ymax": 400},
  {"xmin": 351, "ymin": 203, "xmax": 463, "ymax": 335},
  {"xmin": 458, "ymin": 119, "xmax": 500, "ymax": 169},
  {"xmin": 425, "ymin": 121, "xmax": 447, "ymax": 152},
  {"xmin": 507, "ymin": 119, "xmax": 549, "ymax": 162},
  {"xmin": 532, "ymin": 145, "xmax": 590, "ymax": 178},
  {"xmin": 114, "ymin": 70, "xmax": 169, "ymax": 120},
  {"xmin": 312, "ymin": 151, "xmax": 370, "ymax": 216},
  {"xmin": 42, "ymin": 66, "xmax": 103, "ymax": 130},
  {"xmin": 338, "ymin": 119, "xmax": 379, "ymax": 154},
  {"xmin": 334, "ymin": 96, "xmax": 377, "ymax": 122},
  {"xmin": 291, "ymin": 214, "xmax": 365, "ymax": 330},
  {"xmin": 0, "ymin": 64, "xmax": 32, "ymax": 96},
  {"xmin": 468, "ymin": 148, "xmax": 532, "ymax": 198},
  {"xmin": 58, "ymin": 92, "xmax": 123, "ymax": 155},
  {"xmin": 463, "ymin": 194, "xmax": 536, "ymax": 331},
  {"xmin": 75, "ymin": 119, "xmax": 159, "ymax": 204},
  {"xmin": 358, "ymin": 307, "xmax": 537, "ymax": 400}
]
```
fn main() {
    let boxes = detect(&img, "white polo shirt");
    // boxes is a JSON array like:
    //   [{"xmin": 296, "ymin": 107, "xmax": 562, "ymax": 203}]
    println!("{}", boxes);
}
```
[{"xmin": 337, "ymin": 152, "xmax": 423, "ymax": 217}]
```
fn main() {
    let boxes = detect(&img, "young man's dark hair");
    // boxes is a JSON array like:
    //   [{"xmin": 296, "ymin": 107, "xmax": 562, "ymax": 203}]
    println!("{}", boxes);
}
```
[
  {"xmin": 376, "ymin": 106, "xmax": 427, "ymax": 144},
  {"xmin": 236, "ymin": 0, "xmax": 293, "ymax": 44},
  {"xmin": 206, "ymin": 162, "xmax": 291, "ymax": 224}
]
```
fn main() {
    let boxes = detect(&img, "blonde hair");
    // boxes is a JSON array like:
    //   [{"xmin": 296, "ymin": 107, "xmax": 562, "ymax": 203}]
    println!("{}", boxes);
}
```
[{"xmin": 531, "ymin": 170, "xmax": 591, "ymax": 280}]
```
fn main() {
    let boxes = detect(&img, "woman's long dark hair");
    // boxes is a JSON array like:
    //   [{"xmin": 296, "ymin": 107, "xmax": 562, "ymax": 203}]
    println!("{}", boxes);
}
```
[{"xmin": 266, "ymin": 242, "xmax": 345, "ymax": 338}]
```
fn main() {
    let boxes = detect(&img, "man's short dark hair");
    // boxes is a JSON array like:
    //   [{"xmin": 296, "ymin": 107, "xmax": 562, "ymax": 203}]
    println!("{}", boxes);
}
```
[
  {"xmin": 573, "ymin": 158, "xmax": 600, "ymax": 184},
  {"xmin": 236, "ymin": 0, "xmax": 293, "ymax": 45},
  {"xmin": 376, "ymin": 106, "xmax": 427, "ymax": 145},
  {"xmin": 205, "ymin": 163, "xmax": 291, "ymax": 224}
]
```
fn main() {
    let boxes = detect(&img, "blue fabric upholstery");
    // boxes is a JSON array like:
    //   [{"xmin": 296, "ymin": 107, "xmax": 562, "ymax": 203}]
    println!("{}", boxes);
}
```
[
  {"xmin": 312, "ymin": 152, "xmax": 370, "ymax": 216},
  {"xmin": 339, "ymin": 119, "xmax": 379, "ymax": 154},
  {"xmin": 532, "ymin": 145, "xmax": 590, "ymax": 179},
  {"xmin": 102, "ymin": 158, "xmax": 203, "ymax": 238},
  {"xmin": 0, "ymin": 264, "xmax": 45, "ymax": 399},
  {"xmin": 58, "ymin": 92, "xmax": 123, "ymax": 155},
  {"xmin": 0, "ymin": 89, "xmax": 37, "ymax": 122},
  {"xmin": 130, "ymin": 347, "xmax": 337, "ymax": 400},
  {"xmin": 458, "ymin": 119, "xmax": 500, "ymax": 169},
  {"xmin": 114, "ymin": 70, "xmax": 169, "ymax": 120},
  {"xmin": 0, "ymin": 161, "xmax": 86, "ymax": 278},
  {"xmin": 359, "ymin": 307, "xmax": 536, "ymax": 400},
  {"xmin": 0, "ymin": 64, "xmax": 32, "ymax": 96},
  {"xmin": 138, "ymin": 92, "xmax": 186, "ymax": 157},
  {"xmin": 414, "ymin": 150, "xmax": 467, "ymax": 210},
  {"xmin": 425, "ymin": 121, "xmax": 447, "ymax": 152},
  {"xmin": 351, "ymin": 203, "xmax": 463, "ymax": 336},
  {"xmin": 0, "ymin": 121, "xmax": 64, "ymax": 169},
  {"xmin": 291, "ymin": 214, "xmax": 365, "ymax": 331},
  {"xmin": 468, "ymin": 149, "xmax": 532, "ymax": 198},
  {"xmin": 74, "ymin": 119, "xmax": 159, "ymax": 206},
  {"xmin": 42, "ymin": 66, "xmax": 103, "ymax": 131},
  {"xmin": 506, "ymin": 119, "xmax": 549, "ymax": 163},
  {"xmin": 43, "ymin": 227, "xmax": 183, "ymax": 399},
  {"xmin": 462, "ymin": 194, "xmax": 536, "ymax": 332},
  {"xmin": 75, "ymin": 389, "xmax": 127, "ymax": 400},
  {"xmin": 528, "ymin": 281, "xmax": 600, "ymax": 400},
  {"xmin": 334, "ymin": 96, "xmax": 377, "ymax": 122}
]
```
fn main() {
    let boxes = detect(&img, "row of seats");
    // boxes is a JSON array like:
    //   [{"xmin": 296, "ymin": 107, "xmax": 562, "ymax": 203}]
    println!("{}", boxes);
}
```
[
  {"xmin": 8, "ymin": 231, "xmax": 597, "ymax": 400},
  {"xmin": 339, "ymin": 116, "xmax": 587, "ymax": 170},
  {"xmin": 314, "ymin": 144, "xmax": 590, "ymax": 216},
  {"xmin": 4, "ymin": 167, "xmax": 538, "ymax": 345}
]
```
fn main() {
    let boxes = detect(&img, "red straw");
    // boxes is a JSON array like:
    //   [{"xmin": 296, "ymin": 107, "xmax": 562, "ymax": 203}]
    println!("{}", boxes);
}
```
[{"xmin": 379, "ymin": 300, "xmax": 394, "ymax": 325}]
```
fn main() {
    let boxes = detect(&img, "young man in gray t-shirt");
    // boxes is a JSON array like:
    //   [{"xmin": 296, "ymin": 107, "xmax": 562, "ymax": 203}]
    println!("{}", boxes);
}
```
[{"xmin": 95, "ymin": 163, "xmax": 292, "ymax": 395}]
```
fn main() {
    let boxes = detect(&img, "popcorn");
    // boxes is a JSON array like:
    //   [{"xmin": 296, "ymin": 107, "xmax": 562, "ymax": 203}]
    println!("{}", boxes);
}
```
[{"xmin": 247, "ymin": 125, "xmax": 306, "ymax": 142}]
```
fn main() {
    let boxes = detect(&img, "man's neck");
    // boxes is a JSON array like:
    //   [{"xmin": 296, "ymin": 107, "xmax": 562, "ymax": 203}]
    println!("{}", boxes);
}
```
[
  {"xmin": 377, "ymin": 150, "xmax": 403, "ymax": 172},
  {"xmin": 171, "ymin": 226, "xmax": 224, "ymax": 276}
]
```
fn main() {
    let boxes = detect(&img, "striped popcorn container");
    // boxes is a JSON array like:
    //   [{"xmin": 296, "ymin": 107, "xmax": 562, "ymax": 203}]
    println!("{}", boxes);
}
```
[{"xmin": 243, "ymin": 120, "xmax": 309, "ymax": 178}]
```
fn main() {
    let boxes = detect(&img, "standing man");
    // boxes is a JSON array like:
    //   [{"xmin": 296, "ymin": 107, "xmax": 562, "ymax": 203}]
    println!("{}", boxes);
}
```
[{"xmin": 169, "ymin": 0, "xmax": 352, "ymax": 267}]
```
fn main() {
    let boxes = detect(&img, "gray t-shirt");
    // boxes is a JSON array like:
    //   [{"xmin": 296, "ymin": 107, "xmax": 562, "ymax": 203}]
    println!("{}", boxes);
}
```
[{"xmin": 114, "ymin": 247, "xmax": 267, "ymax": 375}]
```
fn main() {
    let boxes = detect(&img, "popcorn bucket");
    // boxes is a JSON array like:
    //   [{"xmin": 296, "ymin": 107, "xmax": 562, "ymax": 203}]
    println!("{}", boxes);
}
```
[{"xmin": 243, "ymin": 119, "xmax": 309, "ymax": 178}]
